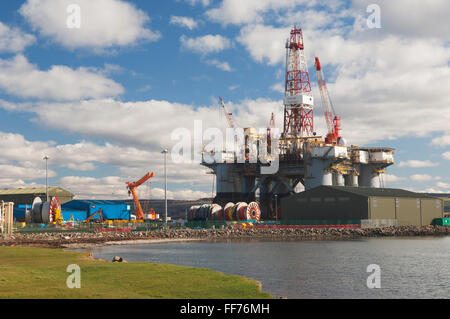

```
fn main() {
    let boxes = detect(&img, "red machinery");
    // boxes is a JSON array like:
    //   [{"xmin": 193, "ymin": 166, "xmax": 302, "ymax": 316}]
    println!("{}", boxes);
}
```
[
  {"xmin": 126, "ymin": 172, "xmax": 156, "ymax": 221},
  {"xmin": 85, "ymin": 209, "xmax": 103, "ymax": 223},
  {"xmin": 315, "ymin": 57, "xmax": 343, "ymax": 145}
]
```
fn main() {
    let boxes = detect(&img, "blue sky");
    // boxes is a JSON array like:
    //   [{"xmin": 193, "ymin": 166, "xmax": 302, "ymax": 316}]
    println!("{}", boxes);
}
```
[{"xmin": 0, "ymin": 0, "xmax": 449, "ymax": 199}]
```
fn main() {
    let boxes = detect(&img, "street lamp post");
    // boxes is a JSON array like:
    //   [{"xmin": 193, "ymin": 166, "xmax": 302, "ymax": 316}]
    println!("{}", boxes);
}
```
[
  {"xmin": 161, "ymin": 149, "xmax": 168, "ymax": 226},
  {"xmin": 43, "ymin": 156, "xmax": 49, "ymax": 202},
  {"xmin": 275, "ymin": 194, "xmax": 278, "ymax": 223}
]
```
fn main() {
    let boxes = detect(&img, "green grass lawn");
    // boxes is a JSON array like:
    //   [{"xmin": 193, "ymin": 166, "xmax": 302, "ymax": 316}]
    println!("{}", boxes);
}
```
[{"xmin": 0, "ymin": 247, "xmax": 272, "ymax": 299}]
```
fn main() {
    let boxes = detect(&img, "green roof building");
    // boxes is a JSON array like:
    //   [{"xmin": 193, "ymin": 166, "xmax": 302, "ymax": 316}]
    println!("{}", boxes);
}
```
[
  {"xmin": 281, "ymin": 186, "xmax": 444, "ymax": 226},
  {"xmin": 0, "ymin": 187, "xmax": 74, "ymax": 205}
]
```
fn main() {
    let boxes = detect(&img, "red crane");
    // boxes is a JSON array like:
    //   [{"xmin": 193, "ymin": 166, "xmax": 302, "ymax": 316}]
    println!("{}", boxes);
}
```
[
  {"xmin": 126, "ymin": 172, "xmax": 155, "ymax": 221},
  {"xmin": 315, "ymin": 57, "xmax": 342, "ymax": 145},
  {"xmin": 219, "ymin": 96, "xmax": 236, "ymax": 128}
]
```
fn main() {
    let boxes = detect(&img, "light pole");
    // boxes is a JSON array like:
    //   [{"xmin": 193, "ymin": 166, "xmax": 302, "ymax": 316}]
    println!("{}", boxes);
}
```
[
  {"xmin": 275, "ymin": 194, "xmax": 278, "ymax": 223},
  {"xmin": 161, "ymin": 149, "xmax": 168, "ymax": 226},
  {"xmin": 43, "ymin": 156, "xmax": 49, "ymax": 202}
]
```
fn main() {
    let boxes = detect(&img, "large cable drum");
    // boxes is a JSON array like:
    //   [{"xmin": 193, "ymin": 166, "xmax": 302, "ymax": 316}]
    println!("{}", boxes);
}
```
[
  {"xmin": 49, "ymin": 196, "xmax": 61, "ymax": 223},
  {"xmin": 210, "ymin": 204, "xmax": 222, "ymax": 220},
  {"xmin": 194, "ymin": 205, "xmax": 201, "ymax": 220},
  {"xmin": 189, "ymin": 207, "xmax": 193, "ymax": 221},
  {"xmin": 200, "ymin": 204, "xmax": 210, "ymax": 220},
  {"xmin": 224, "ymin": 202, "xmax": 235, "ymax": 221},
  {"xmin": 189, "ymin": 205, "xmax": 200, "ymax": 221},
  {"xmin": 246, "ymin": 202, "xmax": 261, "ymax": 221},
  {"xmin": 31, "ymin": 197, "xmax": 43, "ymax": 224},
  {"xmin": 235, "ymin": 202, "xmax": 249, "ymax": 221},
  {"xmin": 41, "ymin": 202, "xmax": 51, "ymax": 224},
  {"xmin": 231, "ymin": 203, "xmax": 240, "ymax": 221}
]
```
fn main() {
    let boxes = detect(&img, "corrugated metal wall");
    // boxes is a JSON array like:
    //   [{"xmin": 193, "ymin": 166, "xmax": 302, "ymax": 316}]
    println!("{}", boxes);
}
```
[
  {"xmin": 281, "ymin": 188, "xmax": 369, "ymax": 221},
  {"xmin": 282, "ymin": 187, "xmax": 444, "ymax": 226}
]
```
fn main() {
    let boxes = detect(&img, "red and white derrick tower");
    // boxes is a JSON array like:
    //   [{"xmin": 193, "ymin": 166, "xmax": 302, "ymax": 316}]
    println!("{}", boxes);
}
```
[{"xmin": 283, "ymin": 26, "xmax": 314, "ymax": 138}]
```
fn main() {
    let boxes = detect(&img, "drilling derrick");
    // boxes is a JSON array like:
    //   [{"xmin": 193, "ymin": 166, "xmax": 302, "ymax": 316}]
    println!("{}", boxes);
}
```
[{"xmin": 283, "ymin": 27, "xmax": 314, "ymax": 138}]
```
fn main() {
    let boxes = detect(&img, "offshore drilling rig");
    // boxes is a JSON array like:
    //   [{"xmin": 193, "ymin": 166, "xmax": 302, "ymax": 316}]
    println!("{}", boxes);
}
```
[{"xmin": 201, "ymin": 26, "xmax": 395, "ymax": 220}]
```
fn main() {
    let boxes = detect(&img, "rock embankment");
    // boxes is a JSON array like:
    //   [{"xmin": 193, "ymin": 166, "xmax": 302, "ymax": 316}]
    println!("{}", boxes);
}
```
[{"xmin": 1, "ymin": 226, "xmax": 449, "ymax": 248}]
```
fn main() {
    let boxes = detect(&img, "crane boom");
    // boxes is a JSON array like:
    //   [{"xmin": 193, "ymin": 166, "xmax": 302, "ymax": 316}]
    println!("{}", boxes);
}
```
[
  {"xmin": 126, "ymin": 172, "xmax": 154, "ymax": 220},
  {"xmin": 315, "ymin": 57, "xmax": 342, "ymax": 144},
  {"xmin": 219, "ymin": 96, "xmax": 236, "ymax": 128}
]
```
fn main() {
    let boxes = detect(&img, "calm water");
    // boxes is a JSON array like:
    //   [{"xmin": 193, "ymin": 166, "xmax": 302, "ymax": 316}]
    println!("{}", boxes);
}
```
[{"xmin": 83, "ymin": 237, "xmax": 450, "ymax": 299}]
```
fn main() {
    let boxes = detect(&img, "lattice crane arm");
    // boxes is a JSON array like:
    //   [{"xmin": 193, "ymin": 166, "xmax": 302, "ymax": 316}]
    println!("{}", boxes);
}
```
[
  {"xmin": 315, "ymin": 57, "xmax": 342, "ymax": 144},
  {"xmin": 219, "ymin": 96, "xmax": 236, "ymax": 129}
]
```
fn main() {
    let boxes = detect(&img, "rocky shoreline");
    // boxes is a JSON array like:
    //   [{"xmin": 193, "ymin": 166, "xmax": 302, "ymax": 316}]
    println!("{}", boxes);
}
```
[{"xmin": 1, "ymin": 225, "xmax": 449, "ymax": 248}]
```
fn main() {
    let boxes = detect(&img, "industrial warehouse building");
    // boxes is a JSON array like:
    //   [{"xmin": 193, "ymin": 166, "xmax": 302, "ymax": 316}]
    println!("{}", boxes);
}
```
[
  {"xmin": 0, "ymin": 187, "xmax": 74, "ymax": 206},
  {"xmin": 61, "ymin": 200, "xmax": 131, "ymax": 222},
  {"xmin": 281, "ymin": 186, "xmax": 444, "ymax": 226}
]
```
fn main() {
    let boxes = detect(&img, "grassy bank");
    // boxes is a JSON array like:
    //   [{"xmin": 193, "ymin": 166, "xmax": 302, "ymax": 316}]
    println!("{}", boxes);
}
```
[{"xmin": 0, "ymin": 247, "xmax": 272, "ymax": 299}]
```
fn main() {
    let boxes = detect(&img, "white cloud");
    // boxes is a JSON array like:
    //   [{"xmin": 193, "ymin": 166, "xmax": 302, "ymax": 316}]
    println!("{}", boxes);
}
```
[
  {"xmin": 384, "ymin": 174, "xmax": 407, "ymax": 183},
  {"xmin": 19, "ymin": 0, "xmax": 161, "ymax": 51},
  {"xmin": 409, "ymin": 174, "xmax": 440, "ymax": 182},
  {"xmin": 436, "ymin": 182, "xmax": 450, "ymax": 190},
  {"xmin": 170, "ymin": 16, "xmax": 198, "ymax": 30},
  {"xmin": 181, "ymin": 0, "xmax": 210, "ymax": 6},
  {"xmin": 0, "ymin": 55, "xmax": 124, "ymax": 101},
  {"xmin": 237, "ymin": 25, "xmax": 289, "ymax": 65},
  {"xmin": 0, "ymin": 131, "xmax": 158, "ymax": 172},
  {"xmin": 66, "ymin": 162, "xmax": 97, "ymax": 172},
  {"xmin": 432, "ymin": 135, "xmax": 450, "ymax": 147},
  {"xmin": 0, "ymin": 96, "xmax": 284, "ymax": 153},
  {"xmin": 0, "ymin": 21, "xmax": 36, "ymax": 53},
  {"xmin": 0, "ymin": 164, "xmax": 56, "ymax": 182},
  {"xmin": 0, "ymin": 179, "xmax": 44, "ymax": 189},
  {"xmin": 270, "ymin": 83, "xmax": 284, "ymax": 94},
  {"xmin": 206, "ymin": 0, "xmax": 310, "ymax": 25},
  {"xmin": 422, "ymin": 187, "xmax": 445, "ymax": 194},
  {"xmin": 398, "ymin": 160, "xmax": 440, "ymax": 168},
  {"xmin": 443, "ymin": 152, "xmax": 450, "ymax": 161},
  {"xmin": 180, "ymin": 34, "xmax": 232, "ymax": 55},
  {"xmin": 206, "ymin": 59, "xmax": 232, "ymax": 72}
]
